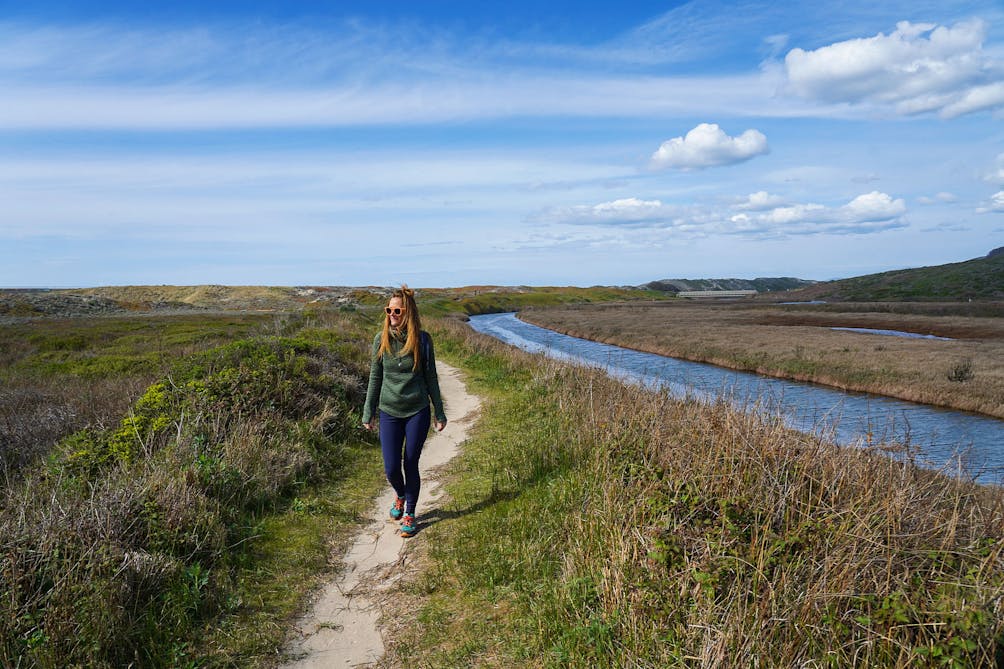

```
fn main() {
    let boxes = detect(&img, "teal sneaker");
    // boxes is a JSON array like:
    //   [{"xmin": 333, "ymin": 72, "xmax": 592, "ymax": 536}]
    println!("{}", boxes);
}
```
[
  {"xmin": 389, "ymin": 497, "xmax": 405, "ymax": 521},
  {"xmin": 400, "ymin": 514, "xmax": 417, "ymax": 538}
]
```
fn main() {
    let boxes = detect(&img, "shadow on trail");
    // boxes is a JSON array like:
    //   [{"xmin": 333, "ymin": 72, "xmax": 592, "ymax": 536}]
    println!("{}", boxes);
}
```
[{"xmin": 416, "ymin": 486, "xmax": 523, "ymax": 534}]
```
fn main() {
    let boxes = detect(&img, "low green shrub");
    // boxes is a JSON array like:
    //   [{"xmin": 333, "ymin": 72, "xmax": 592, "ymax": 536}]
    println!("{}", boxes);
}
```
[
  {"xmin": 1, "ymin": 331, "xmax": 370, "ymax": 667},
  {"xmin": 948, "ymin": 358, "xmax": 974, "ymax": 383}
]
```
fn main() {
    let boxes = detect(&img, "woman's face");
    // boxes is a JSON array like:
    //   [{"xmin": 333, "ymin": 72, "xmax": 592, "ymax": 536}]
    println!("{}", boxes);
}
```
[{"xmin": 387, "ymin": 297, "xmax": 405, "ymax": 328}]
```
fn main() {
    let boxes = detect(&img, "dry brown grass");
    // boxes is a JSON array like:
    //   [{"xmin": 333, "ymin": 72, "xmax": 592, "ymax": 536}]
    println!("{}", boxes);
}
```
[
  {"xmin": 521, "ymin": 301, "xmax": 1004, "ymax": 419},
  {"xmin": 0, "ymin": 376, "xmax": 149, "ymax": 472}
]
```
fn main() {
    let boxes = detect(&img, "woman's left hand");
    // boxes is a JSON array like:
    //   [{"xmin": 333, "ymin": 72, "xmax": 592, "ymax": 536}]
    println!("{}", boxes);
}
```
[{"xmin": 435, "ymin": 420, "xmax": 447, "ymax": 432}]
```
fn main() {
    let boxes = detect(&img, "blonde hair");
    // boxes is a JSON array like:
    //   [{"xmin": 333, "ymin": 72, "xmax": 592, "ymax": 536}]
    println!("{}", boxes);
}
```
[{"xmin": 378, "ymin": 285, "xmax": 423, "ymax": 371}]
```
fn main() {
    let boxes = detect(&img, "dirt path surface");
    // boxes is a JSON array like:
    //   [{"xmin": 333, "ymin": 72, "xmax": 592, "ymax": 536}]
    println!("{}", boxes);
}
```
[{"xmin": 281, "ymin": 362, "xmax": 478, "ymax": 668}]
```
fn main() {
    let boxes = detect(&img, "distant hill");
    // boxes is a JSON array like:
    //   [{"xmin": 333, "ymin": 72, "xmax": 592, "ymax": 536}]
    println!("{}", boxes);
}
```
[
  {"xmin": 642, "ymin": 277, "xmax": 815, "ymax": 294},
  {"xmin": 780, "ymin": 247, "xmax": 1004, "ymax": 302},
  {"xmin": 0, "ymin": 285, "xmax": 367, "ymax": 319},
  {"xmin": 0, "ymin": 284, "xmax": 662, "ymax": 320}
]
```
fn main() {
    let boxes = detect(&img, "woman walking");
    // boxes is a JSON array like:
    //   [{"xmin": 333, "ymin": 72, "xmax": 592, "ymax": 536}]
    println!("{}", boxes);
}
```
[{"xmin": 362, "ymin": 286, "xmax": 447, "ymax": 538}]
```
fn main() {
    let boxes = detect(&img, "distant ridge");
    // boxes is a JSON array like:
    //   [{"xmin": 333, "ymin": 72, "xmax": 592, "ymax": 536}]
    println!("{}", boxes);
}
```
[
  {"xmin": 780, "ymin": 247, "xmax": 1004, "ymax": 302},
  {"xmin": 642, "ymin": 277, "xmax": 815, "ymax": 294}
]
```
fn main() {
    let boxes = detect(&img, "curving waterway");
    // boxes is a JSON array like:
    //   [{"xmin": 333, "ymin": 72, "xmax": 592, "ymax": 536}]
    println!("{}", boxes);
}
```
[{"xmin": 468, "ymin": 312, "xmax": 1004, "ymax": 485}]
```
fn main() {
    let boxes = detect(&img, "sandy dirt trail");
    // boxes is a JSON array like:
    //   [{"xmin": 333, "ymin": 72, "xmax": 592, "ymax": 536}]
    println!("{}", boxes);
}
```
[{"xmin": 281, "ymin": 362, "xmax": 478, "ymax": 668}]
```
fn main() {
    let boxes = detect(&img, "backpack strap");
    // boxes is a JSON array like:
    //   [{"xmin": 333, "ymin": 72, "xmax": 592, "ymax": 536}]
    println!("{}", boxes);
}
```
[{"xmin": 420, "ymin": 331, "xmax": 432, "ymax": 372}]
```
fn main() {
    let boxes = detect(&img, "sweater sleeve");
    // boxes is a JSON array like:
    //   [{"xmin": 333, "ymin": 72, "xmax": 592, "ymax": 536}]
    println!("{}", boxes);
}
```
[
  {"xmin": 361, "ymin": 333, "xmax": 383, "ymax": 424},
  {"xmin": 422, "ymin": 333, "xmax": 447, "ymax": 423}
]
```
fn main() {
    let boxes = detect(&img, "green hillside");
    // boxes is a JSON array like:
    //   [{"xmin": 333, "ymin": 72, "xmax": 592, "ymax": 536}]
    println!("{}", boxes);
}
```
[{"xmin": 788, "ymin": 247, "xmax": 1004, "ymax": 302}]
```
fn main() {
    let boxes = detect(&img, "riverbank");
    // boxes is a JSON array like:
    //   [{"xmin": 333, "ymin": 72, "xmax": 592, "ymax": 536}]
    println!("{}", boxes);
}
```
[
  {"xmin": 519, "ymin": 302, "xmax": 1004, "ymax": 420},
  {"xmin": 378, "ymin": 317, "xmax": 1004, "ymax": 667}
]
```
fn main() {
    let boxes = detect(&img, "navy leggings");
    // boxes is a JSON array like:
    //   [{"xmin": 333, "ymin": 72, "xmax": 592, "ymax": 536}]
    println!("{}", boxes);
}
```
[{"xmin": 379, "ymin": 407, "xmax": 430, "ymax": 515}]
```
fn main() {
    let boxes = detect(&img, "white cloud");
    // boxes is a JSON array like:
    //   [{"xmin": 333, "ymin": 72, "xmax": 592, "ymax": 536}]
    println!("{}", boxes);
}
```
[
  {"xmin": 728, "ymin": 192, "xmax": 907, "ymax": 236},
  {"xmin": 917, "ymin": 192, "xmax": 958, "ymax": 204},
  {"xmin": 939, "ymin": 82, "xmax": 1004, "ymax": 117},
  {"xmin": 985, "ymin": 154, "xmax": 1004, "ymax": 186},
  {"xmin": 538, "ymin": 197, "xmax": 669, "ymax": 226},
  {"xmin": 650, "ymin": 123, "xmax": 769, "ymax": 170},
  {"xmin": 976, "ymin": 191, "xmax": 1004, "ymax": 213},
  {"xmin": 535, "ymin": 190, "xmax": 906, "ymax": 238},
  {"xmin": 759, "ymin": 204, "xmax": 828, "ymax": 225},
  {"xmin": 783, "ymin": 20, "xmax": 1004, "ymax": 117},
  {"xmin": 591, "ymin": 197, "xmax": 663, "ymax": 216},
  {"xmin": 844, "ymin": 191, "xmax": 907, "ymax": 219},
  {"xmin": 741, "ymin": 191, "xmax": 907, "ymax": 233},
  {"xmin": 734, "ymin": 191, "xmax": 786, "ymax": 211}
]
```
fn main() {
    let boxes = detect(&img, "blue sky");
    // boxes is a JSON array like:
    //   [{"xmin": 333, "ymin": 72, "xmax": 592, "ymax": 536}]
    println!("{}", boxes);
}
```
[{"xmin": 1, "ymin": 0, "xmax": 1002, "ymax": 288}]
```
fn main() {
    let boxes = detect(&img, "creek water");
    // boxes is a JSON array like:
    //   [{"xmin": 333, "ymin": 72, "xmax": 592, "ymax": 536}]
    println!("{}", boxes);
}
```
[
  {"xmin": 830, "ymin": 327, "xmax": 953, "ymax": 340},
  {"xmin": 468, "ymin": 312, "xmax": 1004, "ymax": 485}
]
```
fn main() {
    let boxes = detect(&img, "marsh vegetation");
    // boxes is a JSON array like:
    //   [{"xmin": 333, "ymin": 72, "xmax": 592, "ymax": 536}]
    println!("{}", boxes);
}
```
[
  {"xmin": 520, "ymin": 300, "xmax": 1004, "ymax": 419},
  {"xmin": 1, "ymin": 286, "xmax": 1001, "ymax": 667},
  {"xmin": 385, "ymin": 318, "xmax": 1004, "ymax": 667},
  {"xmin": 0, "ymin": 310, "xmax": 387, "ymax": 666}
]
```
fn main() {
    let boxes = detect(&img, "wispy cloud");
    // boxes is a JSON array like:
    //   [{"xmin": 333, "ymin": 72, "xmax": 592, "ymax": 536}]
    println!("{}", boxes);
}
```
[
  {"xmin": 985, "ymin": 154, "xmax": 1004, "ymax": 186},
  {"xmin": 0, "ymin": 16, "xmax": 872, "ymax": 130},
  {"xmin": 783, "ymin": 19, "xmax": 1004, "ymax": 117},
  {"xmin": 0, "ymin": 152, "xmax": 615, "ymax": 240},
  {"xmin": 535, "ymin": 198, "xmax": 669, "ymax": 227},
  {"xmin": 917, "ymin": 192, "xmax": 958, "ymax": 205},
  {"xmin": 2, "ymin": 76, "xmax": 828, "ymax": 130},
  {"xmin": 0, "ymin": 20, "xmax": 450, "ymax": 84},
  {"xmin": 4, "ymin": 11, "xmax": 1001, "ymax": 131},
  {"xmin": 922, "ymin": 221, "xmax": 971, "ymax": 232}
]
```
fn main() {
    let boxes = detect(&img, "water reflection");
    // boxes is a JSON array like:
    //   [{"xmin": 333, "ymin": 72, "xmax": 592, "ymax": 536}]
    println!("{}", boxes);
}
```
[
  {"xmin": 831, "ymin": 327, "xmax": 952, "ymax": 340},
  {"xmin": 469, "ymin": 312, "xmax": 1004, "ymax": 485}
]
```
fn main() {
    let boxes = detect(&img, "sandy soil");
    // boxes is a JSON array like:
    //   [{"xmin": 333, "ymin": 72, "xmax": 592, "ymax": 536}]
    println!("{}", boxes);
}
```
[{"xmin": 280, "ymin": 362, "xmax": 479, "ymax": 668}]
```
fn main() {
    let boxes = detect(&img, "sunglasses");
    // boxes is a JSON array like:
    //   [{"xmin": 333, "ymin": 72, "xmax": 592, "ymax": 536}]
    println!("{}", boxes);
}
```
[{"xmin": 385, "ymin": 307, "xmax": 405, "ymax": 316}]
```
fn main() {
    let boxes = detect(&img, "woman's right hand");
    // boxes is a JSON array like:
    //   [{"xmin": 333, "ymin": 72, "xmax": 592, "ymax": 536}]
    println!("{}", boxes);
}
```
[{"xmin": 362, "ymin": 421, "xmax": 376, "ymax": 431}]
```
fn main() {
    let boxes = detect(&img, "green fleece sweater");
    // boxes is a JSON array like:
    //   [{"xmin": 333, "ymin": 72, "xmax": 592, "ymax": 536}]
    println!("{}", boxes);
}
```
[{"xmin": 362, "ymin": 329, "xmax": 446, "ymax": 424}]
